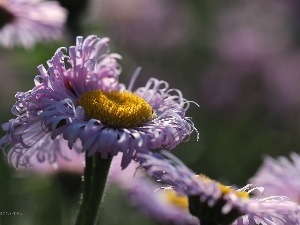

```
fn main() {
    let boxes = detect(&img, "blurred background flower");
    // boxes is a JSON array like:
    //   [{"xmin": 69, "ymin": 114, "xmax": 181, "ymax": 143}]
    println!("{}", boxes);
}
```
[
  {"xmin": 1, "ymin": 0, "xmax": 300, "ymax": 224},
  {"xmin": 249, "ymin": 152, "xmax": 300, "ymax": 202},
  {"xmin": 108, "ymin": 154, "xmax": 198, "ymax": 225},
  {"xmin": 138, "ymin": 151, "xmax": 300, "ymax": 225},
  {"xmin": 88, "ymin": 0, "xmax": 195, "ymax": 53},
  {"xmin": 0, "ymin": 0, "xmax": 67, "ymax": 48}
]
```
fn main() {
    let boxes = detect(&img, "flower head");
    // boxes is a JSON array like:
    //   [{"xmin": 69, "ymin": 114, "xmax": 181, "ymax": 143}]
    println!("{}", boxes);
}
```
[
  {"xmin": 250, "ymin": 152, "xmax": 300, "ymax": 203},
  {"xmin": 109, "ymin": 154, "xmax": 198, "ymax": 225},
  {"xmin": 0, "ymin": 0, "xmax": 67, "ymax": 48},
  {"xmin": 0, "ymin": 35, "xmax": 196, "ymax": 169},
  {"xmin": 138, "ymin": 151, "xmax": 300, "ymax": 225}
]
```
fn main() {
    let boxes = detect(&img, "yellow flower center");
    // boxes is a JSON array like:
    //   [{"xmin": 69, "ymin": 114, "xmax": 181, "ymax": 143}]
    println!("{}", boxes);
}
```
[
  {"xmin": 77, "ymin": 90, "xmax": 156, "ymax": 128},
  {"xmin": 163, "ymin": 174, "xmax": 249, "ymax": 211},
  {"xmin": 217, "ymin": 184, "xmax": 249, "ymax": 199},
  {"xmin": 197, "ymin": 174, "xmax": 249, "ymax": 199},
  {"xmin": 164, "ymin": 190, "xmax": 189, "ymax": 210}
]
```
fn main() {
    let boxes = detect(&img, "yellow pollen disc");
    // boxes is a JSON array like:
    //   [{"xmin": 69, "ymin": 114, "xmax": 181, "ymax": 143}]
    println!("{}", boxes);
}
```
[
  {"xmin": 217, "ymin": 184, "xmax": 249, "ymax": 199},
  {"xmin": 164, "ymin": 190, "xmax": 189, "ymax": 210},
  {"xmin": 77, "ymin": 90, "xmax": 156, "ymax": 128},
  {"xmin": 197, "ymin": 174, "xmax": 249, "ymax": 199}
]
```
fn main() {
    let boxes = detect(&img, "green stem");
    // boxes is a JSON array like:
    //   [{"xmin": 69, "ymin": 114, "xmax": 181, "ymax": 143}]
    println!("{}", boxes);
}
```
[{"xmin": 75, "ymin": 153, "xmax": 112, "ymax": 225}]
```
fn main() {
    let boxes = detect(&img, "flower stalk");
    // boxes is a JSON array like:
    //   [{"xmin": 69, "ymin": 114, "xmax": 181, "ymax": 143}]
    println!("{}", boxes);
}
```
[{"xmin": 75, "ymin": 153, "xmax": 113, "ymax": 225}]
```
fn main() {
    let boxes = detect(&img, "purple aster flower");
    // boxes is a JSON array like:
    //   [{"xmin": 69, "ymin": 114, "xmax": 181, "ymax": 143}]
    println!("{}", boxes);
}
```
[
  {"xmin": 109, "ymin": 154, "xmax": 199, "ymax": 225},
  {"xmin": 138, "ymin": 151, "xmax": 300, "ymax": 225},
  {"xmin": 0, "ymin": 35, "xmax": 196, "ymax": 169},
  {"xmin": 249, "ymin": 152, "xmax": 300, "ymax": 203},
  {"xmin": 0, "ymin": 0, "xmax": 67, "ymax": 48},
  {"xmin": 121, "ymin": 178, "xmax": 199, "ymax": 225}
]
